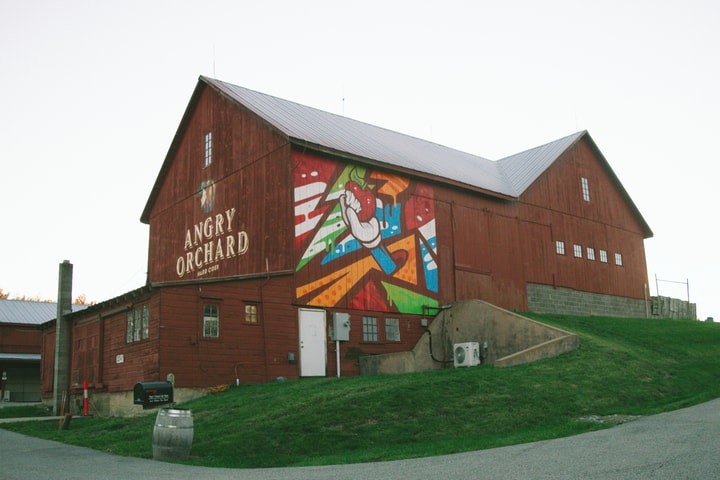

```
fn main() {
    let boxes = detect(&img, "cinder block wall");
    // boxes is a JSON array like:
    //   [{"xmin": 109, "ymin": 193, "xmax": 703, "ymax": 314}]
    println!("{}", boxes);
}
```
[
  {"xmin": 527, "ymin": 283, "xmax": 649, "ymax": 318},
  {"xmin": 527, "ymin": 284, "xmax": 697, "ymax": 320}
]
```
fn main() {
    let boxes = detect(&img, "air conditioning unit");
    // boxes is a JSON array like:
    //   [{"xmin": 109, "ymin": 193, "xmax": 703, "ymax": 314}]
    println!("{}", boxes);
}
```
[{"xmin": 454, "ymin": 342, "xmax": 480, "ymax": 368}]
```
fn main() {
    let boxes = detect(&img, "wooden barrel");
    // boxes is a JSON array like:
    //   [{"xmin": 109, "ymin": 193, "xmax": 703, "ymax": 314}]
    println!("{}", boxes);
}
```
[{"xmin": 152, "ymin": 408, "xmax": 193, "ymax": 461}]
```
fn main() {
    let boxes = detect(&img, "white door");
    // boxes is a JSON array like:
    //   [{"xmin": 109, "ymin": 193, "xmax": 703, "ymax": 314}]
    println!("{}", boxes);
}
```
[{"xmin": 298, "ymin": 308, "xmax": 326, "ymax": 377}]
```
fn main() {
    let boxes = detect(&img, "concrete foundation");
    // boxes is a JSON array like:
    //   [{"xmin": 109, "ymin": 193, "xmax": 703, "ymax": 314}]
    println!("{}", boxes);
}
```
[
  {"xmin": 45, "ymin": 387, "xmax": 208, "ymax": 417},
  {"xmin": 360, "ymin": 300, "xmax": 578, "ymax": 375}
]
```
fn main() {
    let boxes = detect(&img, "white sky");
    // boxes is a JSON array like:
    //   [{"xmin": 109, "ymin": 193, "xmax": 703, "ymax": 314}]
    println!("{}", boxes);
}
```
[{"xmin": 1, "ymin": 0, "xmax": 717, "ymax": 319}]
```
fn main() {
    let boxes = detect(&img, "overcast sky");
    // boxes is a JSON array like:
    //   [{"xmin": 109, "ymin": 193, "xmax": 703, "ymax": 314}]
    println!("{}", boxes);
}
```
[{"xmin": 1, "ymin": 0, "xmax": 717, "ymax": 319}]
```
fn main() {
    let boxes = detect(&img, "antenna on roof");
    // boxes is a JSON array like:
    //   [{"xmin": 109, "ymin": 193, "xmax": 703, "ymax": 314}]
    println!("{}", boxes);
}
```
[
  {"xmin": 213, "ymin": 44, "xmax": 216, "ymax": 78},
  {"xmin": 341, "ymin": 83, "xmax": 346, "ymax": 116}
]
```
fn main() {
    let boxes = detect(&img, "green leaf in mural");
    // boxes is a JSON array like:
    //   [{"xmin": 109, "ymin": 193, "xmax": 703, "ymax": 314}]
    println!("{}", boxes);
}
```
[
  {"xmin": 381, "ymin": 281, "xmax": 439, "ymax": 314},
  {"xmin": 295, "ymin": 164, "xmax": 374, "ymax": 271}
]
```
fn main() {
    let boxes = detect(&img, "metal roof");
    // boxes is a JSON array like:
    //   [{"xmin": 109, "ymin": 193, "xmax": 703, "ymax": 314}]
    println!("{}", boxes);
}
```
[
  {"xmin": 0, "ymin": 353, "xmax": 40, "ymax": 362},
  {"xmin": 203, "ymin": 77, "xmax": 518, "ymax": 197},
  {"xmin": 498, "ymin": 131, "xmax": 586, "ymax": 194},
  {"xmin": 142, "ymin": 76, "xmax": 651, "ymax": 237},
  {"xmin": 0, "ymin": 299, "xmax": 88, "ymax": 325}
]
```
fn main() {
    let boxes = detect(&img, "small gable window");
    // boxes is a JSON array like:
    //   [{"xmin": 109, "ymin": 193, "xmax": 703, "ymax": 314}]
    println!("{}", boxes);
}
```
[
  {"xmin": 204, "ymin": 131, "xmax": 213, "ymax": 168},
  {"xmin": 581, "ymin": 177, "xmax": 591, "ymax": 202}
]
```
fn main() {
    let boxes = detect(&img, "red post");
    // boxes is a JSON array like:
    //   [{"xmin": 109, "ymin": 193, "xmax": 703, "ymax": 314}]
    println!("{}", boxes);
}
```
[{"xmin": 83, "ymin": 380, "xmax": 89, "ymax": 416}]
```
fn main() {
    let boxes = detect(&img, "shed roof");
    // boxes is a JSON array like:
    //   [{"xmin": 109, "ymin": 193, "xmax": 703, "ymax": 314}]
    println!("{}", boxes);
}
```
[
  {"xmin": 0, "ymin": 299, "xmax": 88, "ymax": 325},
  {"xmin": 141, "ymin": 76, "xmax": 651, "ymax": 237}
]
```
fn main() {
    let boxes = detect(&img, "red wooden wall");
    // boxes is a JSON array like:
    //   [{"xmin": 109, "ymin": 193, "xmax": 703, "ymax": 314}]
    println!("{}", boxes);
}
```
[
  {"xmin": 433, "ymin": 137, "xmax": 649, "ymax": 312},
  {"xmin": 146, "ymin": 85, "xmax": 294, "ymax": 286},
  {"xmin": 0, "ymin": 324, "xmax": 41, "ymax": 355}
]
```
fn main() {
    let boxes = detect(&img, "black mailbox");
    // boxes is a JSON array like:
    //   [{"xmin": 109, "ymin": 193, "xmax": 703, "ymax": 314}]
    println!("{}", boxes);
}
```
[{"xmin": 133, "ymin": 381, "xmax": 173, "ymax": 407}]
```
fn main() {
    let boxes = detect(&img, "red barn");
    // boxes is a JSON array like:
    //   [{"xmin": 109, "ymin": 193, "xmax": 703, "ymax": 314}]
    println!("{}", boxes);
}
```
[
  {"xmin": 0, "ymin": 299, "xmax": 87, "ymax": 402},
  {"xmin": 42, "ymin": 77, "xmax": 652, "ymax": 415}
]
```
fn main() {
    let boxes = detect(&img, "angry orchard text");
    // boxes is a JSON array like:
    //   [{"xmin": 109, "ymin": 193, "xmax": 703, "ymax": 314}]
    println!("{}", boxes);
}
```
[{"xmin": 176, "ymin": 208, "xmax": 249, "ymax": 278}]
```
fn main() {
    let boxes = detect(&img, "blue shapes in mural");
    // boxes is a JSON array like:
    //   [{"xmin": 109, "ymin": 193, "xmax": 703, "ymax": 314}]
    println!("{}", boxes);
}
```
[
  {"xmin": 321, "ymin": 202, "xmax": 402, "ymax": 266},
  {"xmin": 420, "ymin": 237, "xmax": 438, "ymax": 293}
]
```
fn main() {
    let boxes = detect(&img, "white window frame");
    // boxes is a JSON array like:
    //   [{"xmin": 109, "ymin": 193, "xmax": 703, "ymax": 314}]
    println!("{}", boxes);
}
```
[
  {"xmin": 362, "ymin": 316, "xmax": 378, "ymax": 342},
  {"xmin": 599, "ymin": 249, "xmax": 608, "ymax": 263},
  {"xmin": 556, "ymin": 240, "xmax": 566, "ymax": 255},
  {"xmin": 203, "ymin": 303, "xmax": 219, "ymax": 337},
  {"xmin": 581, "ymin": 176, "xmax": 591, "ymax": 202},
  {"xmin": 245, "ymin": 304, "xmax": 258, "ymax": 323},
  {"xmin": 615, "ymin": 253, "xmax": 623, "ymax": 266},
  {"xmin": 204, "ymin": 131, "xmax": 213, "ymax": 168},
  {"xmin": 126, "ymin": 304, "xmax": 150, "ymax": 343},
  {"xmin": 573, "ymin": 244, "xmax": 583, "ymax": 258},
  {"xmin": 385, "ymin": 317, "xmax": 400, "ymax": 342},
  {"xmin": 587, "ymin": 247, "xmax": 596, "ymax": 261}
]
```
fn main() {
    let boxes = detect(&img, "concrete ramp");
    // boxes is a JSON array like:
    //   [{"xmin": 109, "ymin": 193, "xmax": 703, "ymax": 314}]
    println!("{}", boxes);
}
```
[{"xmin": 360, "ymin": 300, "xmax": 578, "ymax": 375}]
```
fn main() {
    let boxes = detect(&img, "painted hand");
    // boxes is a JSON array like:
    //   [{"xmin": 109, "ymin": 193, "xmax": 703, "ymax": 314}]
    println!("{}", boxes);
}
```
[{"xmin": 340, "ymin": 190, "xmax": 382, "ymax": 248}]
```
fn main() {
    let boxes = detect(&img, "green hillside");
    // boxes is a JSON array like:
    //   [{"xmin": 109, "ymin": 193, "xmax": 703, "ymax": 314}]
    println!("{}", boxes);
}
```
[{"xmin": 2, "ymin": 314, "xmax": 719, "ymax": 468}]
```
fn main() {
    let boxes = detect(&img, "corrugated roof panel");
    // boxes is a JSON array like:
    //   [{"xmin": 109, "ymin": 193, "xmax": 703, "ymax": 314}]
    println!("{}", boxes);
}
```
[
  {"xmin": 498, "ymin": 131, "xmax": 586, "ymax": 194},
  {"xmin": 204, "ymin": 78, "xmax": 517, "ymax": 197},
  {"xmin": 0, "ymin": 299, "xmax": 88, "ymax": 325},
  {"xmin": 0, "ymin": 353, "xmax": 41, "ymax": 361}
]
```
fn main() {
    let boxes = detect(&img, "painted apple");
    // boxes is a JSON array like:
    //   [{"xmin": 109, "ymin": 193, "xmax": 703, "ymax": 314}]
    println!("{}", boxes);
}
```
[{"xmin": 346, "ymin": 181, "xmax": 376, "ymax": 222}]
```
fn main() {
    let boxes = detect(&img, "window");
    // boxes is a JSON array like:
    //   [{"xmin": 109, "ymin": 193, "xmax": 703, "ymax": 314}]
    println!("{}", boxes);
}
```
[
  {"xmin": 245, "ymin": 304, "xmax": 258, "ymax": 323},
  {"xmin": 573, "ymin": 244, "xmax": 582, "ymax": 258},
  {"xmin": 587, "ymin": 247, "xmax": 596, "ymax": 261},
  {"xmin": 126, "ymin": 312, "xmax": 133, "ymax": 343},
  {"xmin": 204, "ymin": 131, "xmax": 213, "ymax": 167},
  {"xmin": 556, "ymin": 240, "xmax": 566, "ymax": 255},
  {"xmin": 134, "ymin": 308, "xmax": 142, "ymax": 341},
  {"xmin": 599, "ymin": 249, "xmax": 608, "ymax": 263},
  {"xmin": 203, "ymin": 303, "xmax": 219, "ymax": 337},
  {"xmin": 615, "ymin": 253, "xmax": 623, "ymax": 266},
  {"xmin": 362, "ymin": 316, "xmax": 378, "ymax": 342},
  {"xmin": 385, "ymin": 317, "xmax": 400, "ymax": 342},
  {"xmin": 126, "ymin": 304, "xmax": 150, "ymax": 343},
  {"xmin": 581, "ymin": 177, "xmax": 590, "ymax": 202},
  {"xmin": 143, "ymin": 305, "xmax": 149, "ymax": 338}
]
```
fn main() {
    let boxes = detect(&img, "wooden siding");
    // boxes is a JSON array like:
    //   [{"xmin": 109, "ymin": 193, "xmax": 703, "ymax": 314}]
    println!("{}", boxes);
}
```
[
  {"xmin": 157, "ymin": 277, "xmax": 298, "ymax": 387},
  {"xmin": 519, "ymin": 138, "xmax": 649, "ymax": 298},
  {"xmin": 0, "ymin": 324, "xmax": 41, "ymax": 354},
  {"xmin": 430, "ymin": 136, "xmax": 649, "ymax": 311},
  {"xmin": 70, "ymin": 319, "xmax": 100, "ymax": 388},
  {"xmin": 147, "ymin": 85, "xmax": 294, "ymax": 285},
  {"xmin": 329, "ymin": 309, "xmax": 428, "ymax": 377},
  {"xmin": 99, "ymin": 294, "xmax": 159, "ymax": 393},
  {"xmin": 40, "ymin": 327, "xmax": 55, "ymax": 398}
]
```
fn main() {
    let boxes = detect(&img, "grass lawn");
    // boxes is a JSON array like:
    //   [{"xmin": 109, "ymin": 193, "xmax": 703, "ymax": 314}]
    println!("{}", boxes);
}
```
[{"xmin": 2, "ymin": 314, "xmax": 719, "ymax": 468}]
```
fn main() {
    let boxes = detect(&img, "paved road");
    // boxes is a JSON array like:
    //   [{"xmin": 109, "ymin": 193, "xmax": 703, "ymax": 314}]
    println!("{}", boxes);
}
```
[{"xmin": 1, "ymin": 398, "xmax": 719, "ymax": 479}]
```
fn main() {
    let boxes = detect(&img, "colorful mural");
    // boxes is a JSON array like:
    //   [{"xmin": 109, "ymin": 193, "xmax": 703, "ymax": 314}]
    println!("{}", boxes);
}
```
[{"xmin": 294, "ymin": 152, "xmax": 439, "ymax": 314}]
